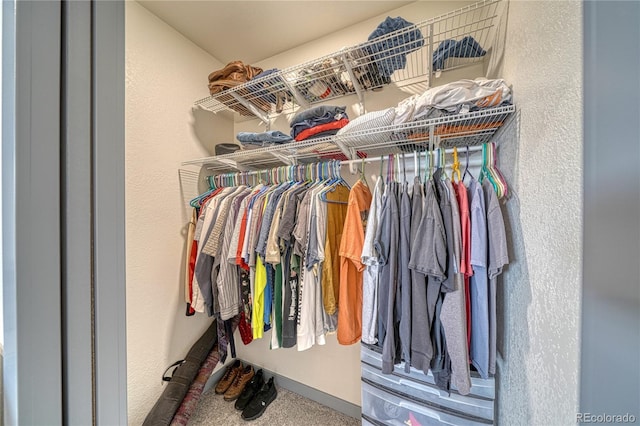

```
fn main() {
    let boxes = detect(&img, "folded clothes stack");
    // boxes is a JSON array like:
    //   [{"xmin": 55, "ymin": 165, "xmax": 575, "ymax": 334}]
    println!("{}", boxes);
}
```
[
  {"xmin": 393, "ymin": 78, "xmax": 513, "ymax": 125},
  {"xmin": 236, "ymin": 130, "xmax": 293, "ymax": 147},
  {"xmin": 289, "ymin": 105, "xmax": 350, "ymax": 142}
]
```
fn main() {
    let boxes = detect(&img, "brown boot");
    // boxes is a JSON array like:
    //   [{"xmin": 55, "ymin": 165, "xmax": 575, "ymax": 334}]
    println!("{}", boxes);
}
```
[
  {"xmin": 223, "ymin": 365, "xmax": 255, "ymax": 401},
  {"xmin": 214, "ymin": 360, "xmax": 243, "ymax": 394}
]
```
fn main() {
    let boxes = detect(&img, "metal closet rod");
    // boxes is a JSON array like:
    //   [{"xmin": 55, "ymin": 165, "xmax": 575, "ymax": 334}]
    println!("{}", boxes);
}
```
[
  {"xmin": 213, "ymin": 145, "xmax": 485, "ymax": 178},
  {"xmin": 339, "ymin": 145, "xmax": 484, "ymax": 168}
]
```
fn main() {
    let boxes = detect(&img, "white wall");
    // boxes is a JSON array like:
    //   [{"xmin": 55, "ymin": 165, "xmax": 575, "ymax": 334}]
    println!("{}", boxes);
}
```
[
  {"xmin": 125, "ymin": 2, "xmax": 233, "ymax": 424},
  {"xmin": 491, "ymin": 1, "xmax": 583, "ymax": 424}
]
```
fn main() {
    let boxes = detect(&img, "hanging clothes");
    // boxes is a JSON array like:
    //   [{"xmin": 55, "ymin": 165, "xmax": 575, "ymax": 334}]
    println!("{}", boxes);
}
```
[
  {"xmin": 398, "ymin": 180, "xmax": 413, "ymax": 374},
  {"xmin": 468, "ymin": 178, "xmax": 489, "ymax": 379},
  {"xmin": 180, "ymin": 151, "xmax": 509, "ymax": 397},
  {"xmin": 408, "ymin": 176, "xmax": 446, "ymax": 376},
  {"xmin": 482, "ymin": 180, "xmax": 509, "ymax": 376},
  {"xmin": 338, "ymin": 179, "xmax": 372, "ymax": 345},
  {"xmin": 361, "ymin": 176, "xmax": 383, "ymax": 345},
  {"xmin": 440, "ymin": 177, "xmax": 472, "ymax": 395},
  {"xmin": 377, "ymin": 180, "xmax": 401, "ymax": 374},
  {"xmin": 321, "ymin": 185, "xmax": 350, "ymax": 327},
  {"xmin": 454, "ymin": 180, "xmax": 473, "ymax": 350}
]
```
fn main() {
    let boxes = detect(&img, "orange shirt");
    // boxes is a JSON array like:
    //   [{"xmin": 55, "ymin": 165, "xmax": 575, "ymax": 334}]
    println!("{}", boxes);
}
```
[
  {"xmin": 321, "ymin": 185, "xmax": 350, "ymax": 315},
  {"xmin": 337, "ymin": 180, "xmax": 372, "ymax": 345}
]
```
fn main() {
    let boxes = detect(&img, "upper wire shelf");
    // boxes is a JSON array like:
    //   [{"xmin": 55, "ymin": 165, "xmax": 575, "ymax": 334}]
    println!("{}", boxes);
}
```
[
  {"xmin": 182, "ymin": 104, "xmax": 515, "ymax": 173},
  {"xmin": 193, "ymin": 0, "xmax": 503, "ymax": 123}
]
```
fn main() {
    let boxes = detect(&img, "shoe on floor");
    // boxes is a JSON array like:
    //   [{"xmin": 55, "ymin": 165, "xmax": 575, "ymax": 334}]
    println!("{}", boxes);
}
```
[
  {"xmin": 224, "ymin": 365, "xmax": 255, "ymax": 401},
  {"xmin": 234, "ymin": 369, "xmax": 264, "ymax": 411},
  {"xmin": 214, "ymin": 359, "xmax": 243, "ymax": 394},
  {"xmin": 241, "ymin": 377, "xmax": 277, "ymax": 421}
]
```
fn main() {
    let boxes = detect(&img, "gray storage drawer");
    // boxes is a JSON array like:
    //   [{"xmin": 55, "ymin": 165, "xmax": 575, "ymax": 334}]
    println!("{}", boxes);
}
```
[
  {"xmin": 360, "ymin": 344, "xmax": 495, "ymax": 400},
  {"xmin": 362, "ymin": 381, "xmax": 492, "ymax": 426},
  {"xmin": 362, "ymin": 416, "xmax": 377, "ymax": 426},
  {"xmin": 362, "ymin": 362, "xmax": 494, "ymax": 422}
]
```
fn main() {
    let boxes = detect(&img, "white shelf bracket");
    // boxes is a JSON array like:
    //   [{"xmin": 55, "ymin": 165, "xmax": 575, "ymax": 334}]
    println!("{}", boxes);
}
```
[
  {"xmin": 206, "ymin": 157, "xmax": 249, "ymax": 172},
  {"xmin": 228, "ymin": 91, "xmax": 271, "ymax": 125},
  {"xmin": 426, "ymin": 22, "xmax": 435, "ymax": 84},
  {"xmin": 269, "ymin": 151, "xmax": 296, "ymax": 166},
  {"xmin": 341, "ymin": 53, "xmax": 366, "ymax": 114},
  {"xmin": 280, "ymin": 76, "xmax": 309, "ymax": 110},
  {"xmin": 332, "ymin": 136, "xmax": 356, "ymax": 161}
]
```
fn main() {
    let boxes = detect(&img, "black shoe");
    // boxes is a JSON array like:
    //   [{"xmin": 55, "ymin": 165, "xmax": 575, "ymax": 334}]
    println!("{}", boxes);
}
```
[
  {"xmin": 234, "ymin": 369, "xmax": 264, "ymax": 411},
  {"xmin": 240, "ymin": 377, "xmax": 277, "ymax": 421}
]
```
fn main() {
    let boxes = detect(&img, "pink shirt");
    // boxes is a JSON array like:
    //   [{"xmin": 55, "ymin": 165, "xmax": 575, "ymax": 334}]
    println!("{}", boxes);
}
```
[{"xmin": 453, "ymin": 181, "xmax": 472, "ymax": 350}]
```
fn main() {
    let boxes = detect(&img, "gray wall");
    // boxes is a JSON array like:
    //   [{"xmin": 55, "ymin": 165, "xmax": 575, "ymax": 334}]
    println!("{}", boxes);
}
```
[{"xmin": 581, "ymin": 1, "xmax": 640, "ymax": 422}]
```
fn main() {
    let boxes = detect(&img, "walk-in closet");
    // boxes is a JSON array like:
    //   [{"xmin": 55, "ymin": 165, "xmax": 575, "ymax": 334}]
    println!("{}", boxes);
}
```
[{"xmin": 125, "ymin": 1, "xmax": 583, "ymax": 425}]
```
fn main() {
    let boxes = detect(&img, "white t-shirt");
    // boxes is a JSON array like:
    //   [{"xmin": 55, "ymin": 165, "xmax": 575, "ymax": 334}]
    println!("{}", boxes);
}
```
[{"xmin": 361, "ymin": 176, "xmax": 383, "ymax": 344}]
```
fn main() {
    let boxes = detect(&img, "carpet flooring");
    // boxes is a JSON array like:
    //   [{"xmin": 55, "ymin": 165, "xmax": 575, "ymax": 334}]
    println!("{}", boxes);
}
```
[{"xmin": 188, "ymin": 384, "xmax": 360, "ymax": 426}]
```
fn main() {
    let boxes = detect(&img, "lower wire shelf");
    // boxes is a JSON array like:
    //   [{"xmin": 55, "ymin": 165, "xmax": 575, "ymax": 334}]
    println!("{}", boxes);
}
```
[{"xmin": 181, "ymin": 104, "xmax": 515, "ymax": 173}]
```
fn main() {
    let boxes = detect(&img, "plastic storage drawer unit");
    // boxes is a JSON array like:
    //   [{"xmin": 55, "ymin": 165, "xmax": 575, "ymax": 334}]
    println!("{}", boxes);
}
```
[
  {"xmin": 362, "ymin": 381, "xmax": 493, "ymax": 426},
  {"xmin": 361, "ymin": 363, "xmax": 494, "ymax": 422},
  {"xmin": 360, "ymin": 344, "xmax": 495, "ymax": 400}
]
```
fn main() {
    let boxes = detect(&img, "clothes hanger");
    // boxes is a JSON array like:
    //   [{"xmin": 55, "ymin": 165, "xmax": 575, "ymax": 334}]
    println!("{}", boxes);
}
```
[
  {"xmin": 491, "ymin": 142, "xmax": 509, "ymax": 198},
  {"xmin": 488, "ymin": 142, "xmax": 508, "ymax": 198},
  {"xmin": 360, "ymin": 157, "xmax": 369, "ymax": 187},
  {"xmin": 479, "ymin": 144, "xmax": 487, "ymax": 183},
  {"xmin": 480, "ymin": 144, "xmax": 499, "ymax": 194},
  {"xmin": 425, "ymin": 148, "xmax": 432, "ymax": 181},
  {"xmin": 452, "ymin": 147, "xmax": 461, "ymax": 183},
  {"xmin": 189, "ymin": 179, "xmax": 214, "ymax": 208},
  {"xmin": 435, "ymin": 147, "xmax": 447, "ymax": 181},
  {"xmin": 462, "ymin": 145, "xmax": 474, "ymax": 182},
  {"xmin": 484, "ymin": 144, "xmax": 500, "ymax": 196},
  {"xmin": 402, "ymin": 153, "xmax": 407, "ymax": 184},
  {"xmin": 387, "ymin": 154, "xmax": 393, "ymax": 185},
  {"xmin": 320, "ymin": 161, "xmax": 349, "ymax": 204},
  {"xmin": 390, "ymin": 154, "xmax": 396, "ymax": 183}
]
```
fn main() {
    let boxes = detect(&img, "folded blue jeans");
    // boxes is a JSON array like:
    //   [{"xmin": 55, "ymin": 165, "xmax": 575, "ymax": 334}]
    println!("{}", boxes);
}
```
[
  {"xmin": 289, "ymin": 105, "xmax": 346, "ymax": 126},
  {"xmin": 236, "ymin": 131, "xmax": 293, "ymax": 145}
]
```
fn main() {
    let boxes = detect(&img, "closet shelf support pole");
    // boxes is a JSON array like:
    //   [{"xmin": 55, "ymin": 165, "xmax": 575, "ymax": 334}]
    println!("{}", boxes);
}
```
[
  {"xmin": 332, "ymin": 137, "xmax": 355, "ymax": 161},
  {"xmin": 426, "ymin": 23, "xmax": 435, "ymax": 83},
  {"xmin": 228, "ymin": 92, "xmax": 271, "ymax": 125},
  {"xmin": 428, "ymin": 124, "xmax": 436, "ymax": 151},
  {"xmin": 207, "ymin": 158, "xmax": 248, "ymax": 172},
  {"xmin": 341, "ymin": 53, "xmax": 366, "ymax": 115},
  {"xmin": 281, "ymin": 76, "xmax": 309, "ymax": 110},
  {"xmin": 269, "ymin": 151, "xmax": 296, "ymax": 166}
]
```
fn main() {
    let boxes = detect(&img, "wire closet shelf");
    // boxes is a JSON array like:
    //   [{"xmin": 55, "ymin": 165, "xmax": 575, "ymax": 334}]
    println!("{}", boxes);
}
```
[
  {"xmin": 193, "ymin": 0, "xmax": 503, "ymax": 122},
  {"xmin": 182, "ymin": 104, "xmax": 515, "ymax": 173}
]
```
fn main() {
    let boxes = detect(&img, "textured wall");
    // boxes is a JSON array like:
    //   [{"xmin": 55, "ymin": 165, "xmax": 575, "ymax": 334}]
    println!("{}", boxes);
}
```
[
  {"xmin": 125, "ymin": 2, "xmax": 233, "ymax": 424},
  {"xmin": 492, "ymin": 1, "xmax": 583, "ymax": 425}
]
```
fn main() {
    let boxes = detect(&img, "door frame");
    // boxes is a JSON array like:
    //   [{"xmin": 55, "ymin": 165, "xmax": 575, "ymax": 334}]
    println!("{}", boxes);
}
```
[{"xmin": 2, "ymin": 1, "xmax": 127, "ymax": 424}]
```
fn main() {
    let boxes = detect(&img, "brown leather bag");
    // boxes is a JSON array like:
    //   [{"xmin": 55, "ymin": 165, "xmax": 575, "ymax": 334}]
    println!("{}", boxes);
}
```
[{"xmin": 208, "ymin": 61, "xmax": 264, "ymax": 95}]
